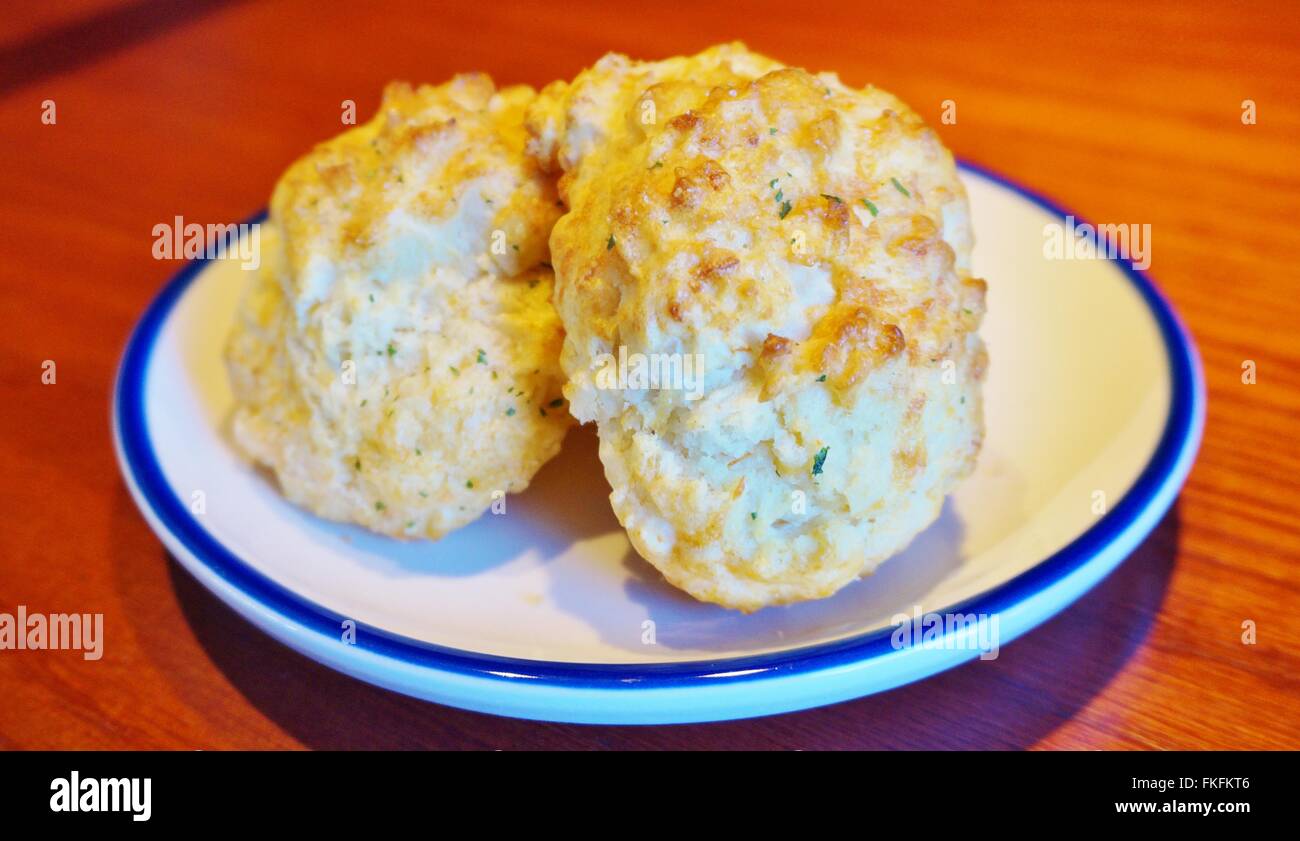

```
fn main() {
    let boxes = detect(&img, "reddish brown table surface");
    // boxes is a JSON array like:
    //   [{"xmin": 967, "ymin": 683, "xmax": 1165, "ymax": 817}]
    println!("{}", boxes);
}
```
[{"xmin": 2, "ymin": 0, "xmax": 1298, "ymax": 749}]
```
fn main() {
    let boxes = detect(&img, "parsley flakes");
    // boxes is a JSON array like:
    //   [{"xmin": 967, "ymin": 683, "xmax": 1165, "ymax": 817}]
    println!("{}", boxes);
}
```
[{"xmin": 811, "ymin": 446, "xmax": 829, "ymax": 476}]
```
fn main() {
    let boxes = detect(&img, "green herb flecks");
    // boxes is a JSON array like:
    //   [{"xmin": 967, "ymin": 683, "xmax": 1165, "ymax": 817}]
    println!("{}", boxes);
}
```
[
  {"xmin": 769, "ymin": 176, "xmax": 791, "ymax": 220},
  {"xmin": 891, "ymin": 177, "xmax": 910, "ymax": 197},
  {"xmin": 861, "ymin": 198, "xmax": 879, "ymax": 217},
  {"xmin": 811, "ymin": 446, "xmax": 829, "ymax": 476}
]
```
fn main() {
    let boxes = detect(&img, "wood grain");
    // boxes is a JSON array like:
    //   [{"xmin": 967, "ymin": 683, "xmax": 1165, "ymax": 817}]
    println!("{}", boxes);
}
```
[{"xmin": 1, "ymin": 0, "xmax": 1297, "ymax": 749}]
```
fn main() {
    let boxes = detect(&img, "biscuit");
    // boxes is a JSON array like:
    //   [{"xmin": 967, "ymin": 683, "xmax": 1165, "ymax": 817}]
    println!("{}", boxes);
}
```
[
  {"xmin": 225, "ymin": 76, "xmax": 572, "ymax": 539},
  {"xmin": 534, "ymin": 45, "xmax": 986, "ymax": 610}
]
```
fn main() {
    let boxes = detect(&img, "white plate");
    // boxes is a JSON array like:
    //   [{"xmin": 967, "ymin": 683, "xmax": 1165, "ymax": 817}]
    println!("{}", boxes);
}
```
[{"xmin": 113, "ymin": 164, "xmax": 1204, "ymax": 724}]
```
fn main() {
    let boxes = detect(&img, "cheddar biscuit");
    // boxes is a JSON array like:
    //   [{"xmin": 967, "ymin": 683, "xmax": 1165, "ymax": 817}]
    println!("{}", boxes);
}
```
[
  {"xmin": 226, "ymin": 76, "xmax": 572, "ymax": 539},
  {"xmin": 533, "ymin": 45, "xmax": 986, "ymax": 609}
]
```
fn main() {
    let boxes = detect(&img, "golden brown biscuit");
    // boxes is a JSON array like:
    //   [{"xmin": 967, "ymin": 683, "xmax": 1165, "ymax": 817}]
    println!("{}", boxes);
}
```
[
  {"xmin": 226, "ymin": 76, "xmax": 572, "ymax": 539},
  {"xmin": 533, "ymin": 44, "xmax": 986, "ymax": 610}
]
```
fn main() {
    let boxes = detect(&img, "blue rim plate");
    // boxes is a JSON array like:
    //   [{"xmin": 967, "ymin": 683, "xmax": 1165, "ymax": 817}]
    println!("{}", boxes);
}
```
[{"xmin": 112, "ymin": 161, "xmax": 1205, "ymax": 723}]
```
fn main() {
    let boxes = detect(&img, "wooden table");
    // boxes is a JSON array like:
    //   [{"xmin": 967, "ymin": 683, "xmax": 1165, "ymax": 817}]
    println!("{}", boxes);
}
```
[{"xmin": 2, "ymin": 0, "xmax": 1297, "ymax": 750}]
